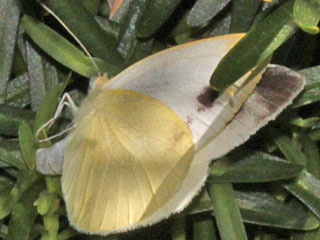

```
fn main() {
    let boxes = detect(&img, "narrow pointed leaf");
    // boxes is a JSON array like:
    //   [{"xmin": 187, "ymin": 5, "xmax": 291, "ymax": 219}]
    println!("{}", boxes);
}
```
[
  {"xmin": 187, "ymin": 0, "xmax": 231, "ymax": 27},
  {"xmin": 136, "ymin": 0, "xmax": 181, "ymax": 37},
  {"xmin": 299, "ymin": 65, "xmax": 320, "ymax": 89},
  {"xmin": 285, "ymin": 171, "xmax": 320, "ymax": 219},
  {"xmin": 5, "ymin": 73, "xmax": 31, "ymax": 107},
  {"xmin": 95, "ymin": 16, "xmax": 120, "ymax": 38},
  {"xmin": 210, "ymin": 0, "xmax": 297, "ymax": 90},
  {"xmin": 274, "ymin": 133, "xmax": 307, "ymax": 165},
  {"xmin": 0, "ymin": 148, "xmax": 25, "ymax": 170},
  {"xmin": 236, "ymin": 191, "xmax": 319, "ymax": 230},
  {"xmin": 290, "ymin": 117, "xmax": 320, "ymax": 128},
  {"xmin": 208, "ymin": 183, "xmax": 248, "ymax": 240},
  {"xmin": 26, "ymin": 41, "xmax": 46, "ymax": 111},
  {"xmin": 0, "ymin": 139, "xmax": 22, "ymax": 163},
  {"xmin": 209, "ymin": 151, "xmax": 303, "ymax": 183},
  {"xmin": 0, "ymin": 104, "xmax": 35, "ymax": 136},
  {"xmin": 193, "ymin": 216, "xmax": 217, "ymax": 240},
  {"xmin": 0, "ymin": 170, "xmax": 38, "ymax": 219},
  {"xmin": 293, "ymin": 65, "xmax": 320, "ymax": 107},
  {"xmin": 230, "ymin": 0, "xmax": 261, "ymax": 33},
  {"xmin": 44, "ymin": 0, "xmax": 123, "ymax": 65},
  {"xmin": 296, "ymin": 133, "xmax": 320, "ymax": 178},
  {"xmin": 207, "ymin": 13, "xmax": 231, "ymax": 37},
  {"xmin": 117, "ymin": 0, "xmax": 148, "ymax": 59},
  {"xmin": 0, "ymin": 0, "xmax": 20, "ymax": 101},
  {"xmin": 190, "ymin": 190, "xmax": 319, "ymax": 230},
  {"xmin": 18, "ymin": 122, "xmax": 36, "ymax": 170},
  {"xmin": 22, "ymin": 15, "xmax": 119, "ymax": 78},
  {"xmin": 7, "ymin": 178, "xmax": 44, "ymax": 240}
]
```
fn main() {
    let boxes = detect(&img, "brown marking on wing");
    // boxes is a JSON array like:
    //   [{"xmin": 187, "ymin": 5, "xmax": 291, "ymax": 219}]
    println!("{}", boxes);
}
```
[{"xmin": 197, "ymin": 86, "xmax": 219, "ymax": 111}]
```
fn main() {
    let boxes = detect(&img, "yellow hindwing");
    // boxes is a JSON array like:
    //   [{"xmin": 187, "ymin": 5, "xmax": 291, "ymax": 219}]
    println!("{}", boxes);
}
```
[{"xmin": 62, "ymin": 89, "xmax": 194, "ymax": 231}]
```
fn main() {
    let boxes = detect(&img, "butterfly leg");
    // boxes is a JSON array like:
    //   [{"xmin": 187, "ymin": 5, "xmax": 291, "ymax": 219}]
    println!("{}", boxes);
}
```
[{"xmin": 36, "ymin": 92, "xmax": 77, "ymax": 142}]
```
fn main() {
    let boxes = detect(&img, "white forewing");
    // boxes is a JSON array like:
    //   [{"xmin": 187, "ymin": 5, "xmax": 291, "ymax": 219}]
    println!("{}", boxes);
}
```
[{"xmin": 102, "ymin": 34, "xmax": 248, "ymax": 148}]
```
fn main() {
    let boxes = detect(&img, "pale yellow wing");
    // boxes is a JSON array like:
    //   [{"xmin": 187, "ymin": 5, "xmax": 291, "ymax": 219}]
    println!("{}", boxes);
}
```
[{"xmin": 62, "ymin": 89, "xmax": 194, "ymax": 233}]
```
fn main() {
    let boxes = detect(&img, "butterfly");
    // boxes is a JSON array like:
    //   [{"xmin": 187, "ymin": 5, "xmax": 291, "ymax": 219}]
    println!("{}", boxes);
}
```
[{"xmin": 36, "ymin": 34, "xmax": 305, "ymax": 235}]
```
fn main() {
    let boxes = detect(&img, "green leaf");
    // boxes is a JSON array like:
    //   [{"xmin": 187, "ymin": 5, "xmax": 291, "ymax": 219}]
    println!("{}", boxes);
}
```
[
  {"xmin": 11, "ymin": 31, "xmax": 27, "ymax": 77},
  {"xmin": 81, "ymin": 0, "xmax": 100, "ymax": 15},
  {"xmin": 136, "ymin": 0, "xmax": 181, "ymax": 37},
  {"xmin": 95, "ymin": 16, "xmax": 121, "ymax": 38},
  {"xmin": 0, "ymin": 104, "xmax": 35, "ymax": 136},
  {"xmin": 299, "ymin": 65, "xmax": 320, "ymax": 89},
  {"xmin": 117, "ymin": 0, "xmax": 148, "ymax": 60},
  {"xmin": 0, "ymin": 0, "xmax": 20, "ymax": 102},
  {"xmin": 22, "ymin": 15, "xmax": 119, "ymax": 78},
  {"xmin": 0, "ymin": 170, "xmax": 39, "ymax": 220},
  {"xmin": 309, "ymin": 130, "xmax": 320, "ymax": 142},
  {"xmin": 44, "ymin": 0, "xmax": 123, "ymax": 65},
  {"xmin": 295, "ymin": 133, "xmax": 320, "ymax": 178},
  {"xmin": 26, "ymin": 41, "xmax": 46, "ymax": 111},
  {"xmin": 209, "ymin": 151, "xmax": 303, "ymax": 183},
  {"xmin": 187, "ymin": 0, "xmax": 231, "ymax": 27},
  {"xmin": 274, "ymin": 133, "xmax": 307, "ymax": 165},
  {"xmin": 0, "ymin": 139, "xmax": 22, "ymax": 164},
  {"xmin": 124, "ymin": 39, "xmax": 153, "ymax": 67},
  {"xmin": 18, "ymin": 122, "xmax": 36, "ymax": 170},
  {"xmin": 294, "ymin": 0, "xmax": 320, "ymax": 34},
  {"xmin": 210, "ymin": 0, "xmax": 297, "ymax": 90},
  {"xmin": 192, "ymin": 215, "xmax": 217, "ymax": 240},
  {"xmin": 0, "ymin": 147, "xmax": 25, "ymax": 170},
  {"xmin": 208, "ymin": 183, "xmax": 248, "ymax": 240},
  {"xmin": 290, "ymin": 117, "xmax": 320, "ymax": 128},
  {"xmin": 237, "ymin": 191, "xmax": 319, "ymax": 230},
  {"xmin": 4, "ymin": 73, "xmax": 31, "ymax": 107},
  {"xmin": 7, "ymin": 178, "xmax": 44, "ymax": 240},
  {"xmin": 190, "ymin": 190, "xmax": 319, "ymax": 230},
  {"xmin": 293, "ymin": 65, "xmax": 320, "ymax": 107},
  {"xmin": 171, "ymin": 218, "xmax": 186, "ymax": 240},
  {"xmin": 207, "ymin": 13, "xmax": 231, "ymax": 37},
  {"xmin": 285, "ymin": 170, "xmax": 320, "ymax": 219},
  {"xmin": 171, "ymin": 10, "xmax": 195, "ymax": 42},
  {"xmin": 230, "ymin": 0, "xmax": 261, "ymax": 33},
  {"xmin": 293, "ymin": 89, "xmax": 320, "ymax": 107}
]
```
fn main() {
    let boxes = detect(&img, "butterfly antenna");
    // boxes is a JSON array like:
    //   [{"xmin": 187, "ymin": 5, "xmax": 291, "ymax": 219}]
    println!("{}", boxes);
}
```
[{"xmin": 40, "ymin": 2, "xmax": 101, "ymax": 75}]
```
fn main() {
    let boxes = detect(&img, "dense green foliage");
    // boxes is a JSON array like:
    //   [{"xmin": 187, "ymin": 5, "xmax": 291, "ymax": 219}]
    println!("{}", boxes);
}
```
[{"xmin": 0, "ymin": 0, "xmax": 320, "ymax": 239}]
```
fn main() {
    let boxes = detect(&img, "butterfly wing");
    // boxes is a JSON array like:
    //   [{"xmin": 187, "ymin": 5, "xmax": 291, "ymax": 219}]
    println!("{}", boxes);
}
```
[
  {"xmin": 61, "ymin": 34, "xmax": 275, "ymax": 235},
  {"xmin": 63, "ymin": 89, "xmax": 194, "ymax": 233}
]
